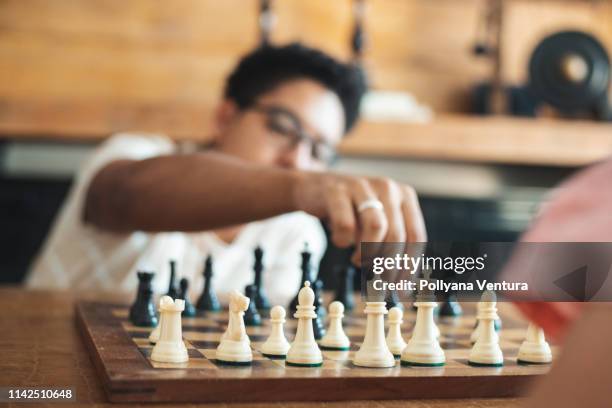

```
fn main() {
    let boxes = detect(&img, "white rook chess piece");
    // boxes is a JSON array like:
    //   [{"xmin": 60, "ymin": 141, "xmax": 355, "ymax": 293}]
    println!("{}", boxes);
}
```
[
  {"xmin": 353, "ymin": 284, "xmax": 395, "ymax": 368},
  {"xmin": 216, "ymin": 290, "xmax": 252, "ymax": 365},
  {"xmin": 287, "ymin": 281, "xmax": 323, "ymax": 367},
  {"xmin": 469, "ymin": 291, "xmax": 503, "ymax": 366},
  {"xmin": 149, "ymin": 295, "xmax": 173, "ymax": 344},
  {"xmin": 151, "ymin": 298, "xmax": 189, "ymax": 363},
  {"xmin": 386, "ymin": 307, "xmax": 407, "ymax": 357},
  {"xmin": 517, "ymin": 323, "xmax": 552, "ymax": 364},
  {"xmin": 261, "ymin": 305, "xmax": 290, "ymax": 358},
  {"xmin": 319, "ymin": 301, "xmax": 350, "ymax": 350}
]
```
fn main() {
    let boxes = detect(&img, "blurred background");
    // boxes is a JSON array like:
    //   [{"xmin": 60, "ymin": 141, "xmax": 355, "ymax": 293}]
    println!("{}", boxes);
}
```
[{"xmin": 1, "ymin": 0, "xmax": 612, "ymax": 284}]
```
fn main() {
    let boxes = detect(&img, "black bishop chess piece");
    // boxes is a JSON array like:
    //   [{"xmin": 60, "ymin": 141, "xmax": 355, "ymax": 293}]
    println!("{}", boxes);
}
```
[
  {"xmin": 166, "ymin": 260, "xmax": 179, "ymax": 299},
  {"xmin": 385, "ymin": 289, "xmax": 403, "ymax": 311},
  {"xmin": 129, "ymin": 271, "xmax": 158, "ymax": 327},
  {"xmin": 178, "ymin": 278, "xmax": 197, "ymax": 317},
  {"xmin": 252, "ymin": 246, "xmax": 271, "ymax": 311},
  {"xmin": 243, "ymin": 284, "xmax": 262, "ymax": 326},
  {"xmin": 312, "ymin": 279, "xmax": 326, "ymax": 340},
  {"xmin": 196, "ymin": 255, "xmax": 221, "ymax": 312},
  {"xmin": 289, "ymin": 243, "xmax": 315, "ymax": 315}
]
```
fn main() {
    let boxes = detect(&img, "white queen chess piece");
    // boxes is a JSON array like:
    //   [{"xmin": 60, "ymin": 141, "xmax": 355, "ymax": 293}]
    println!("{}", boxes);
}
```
[
  {"xmin": 517, "ymin": 323, "xmax": 552, "ymax": 364},
  {"xmin": 261, "ymin": 305, "xmax": 291, "ymax": 358},
  {"xmin": 468, "ymin": 290, "xmax": 503, "ymax": 367},
  {"xmin": 149, "ymin": 295, "xmax": 173, "ymax": 344},
  {"xmin": 319, "ymin": 301, "xmax": 350, "ymax": 350},
  {"xmin": 151, "ymin": 298, "xmax": 189, "ymax": 363},
  {"xmin": 286, "ymin": 281, "xmax": 323, "ymax": 367},
  {"xmin": 216, "ymin": 290, "xmax": 253, "ymax": 365}
]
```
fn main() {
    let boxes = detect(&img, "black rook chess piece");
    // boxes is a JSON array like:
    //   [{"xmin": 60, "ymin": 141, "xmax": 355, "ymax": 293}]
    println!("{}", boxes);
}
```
[
  {"xmin": 289, "ymin": 243, "xmax": 315, "ymax": 315},
  {"xmin": 166, "ymin": 260, "xmax": 179, "ymax": 299},
  {"xmin": 334, "ymin": 265, "xmax": 356, "ymax": 311},
  {"xmin": 253, "ymin": 246, "xmax": 271, "ymax": 311},
  {"xmin": 196, "ymin": 255, "xmax": 221, "ymax": 312},
  {"xmin": 178, "ymin": 278, "xmax": 197, "ymax": 317},
  {"xmin": 243, "ymin": 284, "xmax": 262, "ymax": 326},
  {"xmin": 129, "ymin": 271, "xmax": 158, "ymax": 327}
]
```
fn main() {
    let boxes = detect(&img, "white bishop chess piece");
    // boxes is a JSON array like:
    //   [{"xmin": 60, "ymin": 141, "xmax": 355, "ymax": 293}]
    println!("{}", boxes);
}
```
[
  {"xmin": 517, "ymin": 323, "xmax": 552, "ymax": 364},
  {"xmin": 216, "ymin": 290, "xmax": 253, "ymax": 365},
  {"xmin": 151, "ymin": 298, "xmax": 189, "ymax": 363},
  {"xmin": 468, "ymin": 290, "xmax": 503, "ymax": 367},
  {"xmin": 319, "ymin": 301, "xmax": 350, "ymax": 350},
  {"xmin": 386, "ymin": 306, "xmax": 407, "ymax": 357},
  {"xmin": 261, "ymin": 305, "xmax": 290, "ymax": 358},
  {"xmin": 353, "ymin": 283, "xmax": 395, "ymax": 368},
  {"xmin": 286, "ymin": 281, "xmax": 323, "ymax": 367},
  {"xmin": 401, "ymin": 269, "xmax": 445, "ymax": 367},
  {"xmin": 149, "ymin": 295, "xmax": 173, "ymax": 344}
]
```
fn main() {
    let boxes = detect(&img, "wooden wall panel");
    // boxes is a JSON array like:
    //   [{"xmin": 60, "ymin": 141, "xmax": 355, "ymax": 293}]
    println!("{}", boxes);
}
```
[{"xmin": 0, "ymin": 0, "xmax": 610, "ymax": 141}]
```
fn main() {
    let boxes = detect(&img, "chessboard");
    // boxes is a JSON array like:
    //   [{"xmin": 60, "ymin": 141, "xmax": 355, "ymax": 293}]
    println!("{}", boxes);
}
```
[{"xmin": 76, "ymin": 299, "xmax": 554, "ymax": 403}]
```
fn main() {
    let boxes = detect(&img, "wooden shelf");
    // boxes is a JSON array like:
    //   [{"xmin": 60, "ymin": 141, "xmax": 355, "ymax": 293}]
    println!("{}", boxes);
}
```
[{"xmin": 341, "ymin": 115, "xmax": 612, "ymax": 167}]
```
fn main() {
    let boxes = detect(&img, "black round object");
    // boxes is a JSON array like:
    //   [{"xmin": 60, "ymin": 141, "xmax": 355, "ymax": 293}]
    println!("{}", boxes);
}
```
[{"xmin": 528, "ymin": 31, "xmax": 610, "ymax": 113}]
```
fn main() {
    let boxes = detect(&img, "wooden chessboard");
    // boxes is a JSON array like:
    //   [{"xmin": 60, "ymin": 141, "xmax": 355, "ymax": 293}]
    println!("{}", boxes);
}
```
[{"xmin": 75, "ymin": 299, "xmax": 554, "ymax": 403}]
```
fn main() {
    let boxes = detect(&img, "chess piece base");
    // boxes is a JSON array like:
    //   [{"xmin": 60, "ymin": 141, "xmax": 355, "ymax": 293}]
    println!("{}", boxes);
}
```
[
  {"xmin": 517, "ymin": 341, "xmax": 552, "ymax": 364},
  {"xmin": 151, "ymin": 341, "xmax": 189, "ymax": 363},
  {"xmin": 216, "ymin": 339, "xmax": 252, "ymax": 364}
]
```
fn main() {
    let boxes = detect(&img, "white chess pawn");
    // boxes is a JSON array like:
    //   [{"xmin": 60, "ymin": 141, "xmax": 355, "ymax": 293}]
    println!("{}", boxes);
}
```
[
  {"xmin": 216, "ymin": 290, "xmax": 252, "ymax": 365},
  {"xmin": 319, "ymin": 301, "xmax": 350, "ymax": 350},
  {"xmin": 261, "ymin": 305, "xmax": 290, "ymax": 358},
  {"xmin": 354, "ymin": 300, "xmax": 396, "ymax": 368},
  {"xmin": 468, "ymin": 292, "xmax": 503, "ymax": 367},
  {"xmin": 401, "ymin": 300, "xmax": 445, "ymax": 366},
  {"xmin": 287, "ymin": 281, "xmax": 323, "ymax": 367},
  {"xmin": 151, "ymin": 298, "xmax": 189, "ymax": 363},
  {"xmin": 386, "ymin": 307, "xmax": 407, "ymax": 357},
  {"xmin": 517, "ymin": 323, "xmax": 552, "ymax": 364},
  {"xmin": 149, "ymin": 295, "xmax": 173, "ymax": 344}
]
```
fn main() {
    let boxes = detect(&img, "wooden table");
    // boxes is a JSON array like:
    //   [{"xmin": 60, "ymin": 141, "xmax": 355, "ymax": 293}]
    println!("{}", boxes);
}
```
[{"xmin": 0, "ymin": 287, "xmax": 524, "ymax": 407}]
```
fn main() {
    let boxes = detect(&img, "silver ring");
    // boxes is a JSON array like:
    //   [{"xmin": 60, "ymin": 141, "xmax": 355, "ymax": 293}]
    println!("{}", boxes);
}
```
[{"xmin": 357, "ymin": 199, "xmax": 384, "ymax": 213}]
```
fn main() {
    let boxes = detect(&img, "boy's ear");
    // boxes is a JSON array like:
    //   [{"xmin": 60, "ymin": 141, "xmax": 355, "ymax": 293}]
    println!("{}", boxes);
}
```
[{"xmin": 212, "ymin": 100, "xmax": 239, "ymax": 136}]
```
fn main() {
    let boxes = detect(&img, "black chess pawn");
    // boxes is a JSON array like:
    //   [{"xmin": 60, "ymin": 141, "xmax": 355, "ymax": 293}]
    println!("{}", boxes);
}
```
[
  {"xmin": 243, "ymin": 284, "xmax": 262, "ymax": 326},
  {"xmin": 385, "ymin": 289, "xmax": 403, "ymax": 311},
  {"xmin": 178, "ymin": 278, "xmax": 197, "ymax": 317},
  {"xmin": 289, "ymin": 243, "xmax": 315, "ymax": 315},
  {"xmin": 166, "ymin": 259, "xmax": 179, "ymax": 299},
  {"xmin": 439, "ymin": 294, "xmax": 462, "ymax": 317},
  {"xmin": 312, "ymin": 279, "xmax": 326, "ymax": 340},
  {"xmin": 196, "ymin": 255, "xmax": 221, "ymax": 312},
  {"xmin": 129, "ymin": 271, "xmax": 158, "ymax": 327},
  {"xmin": 334, "ymin": 264, "xmax": 355, "ymax": 311},
  {"xmin": 253, "ymin": 246, "xmax": 271, "ymax": 311}
]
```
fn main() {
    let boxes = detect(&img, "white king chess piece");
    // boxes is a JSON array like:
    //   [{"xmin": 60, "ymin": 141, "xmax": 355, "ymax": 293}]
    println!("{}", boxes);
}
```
[
  {"xmin": 517, "ymin": 323, "xmax": 552, "ymax": 364},
  {"xmin": 151, "ymin": 298, "xmax": 189, "ymax": 363},
  {"xmin": 286, "ymin": 281, "xmax": 323, "ymax": 367},
  {"xmin": 386, "ymin": 306, "xmax": 407, "ymax": 357},
  {"xmin": 401, "ymin": 269, "xmax": 445, "ymax": 367},
  {"xmin": 216, "ymin": 290, "xmax": 253, "ymax": 365},
  {"xmin": 149, "ymin": 295, "xmax": 173, "ymax": 344},
  {"xmin": 261, "ymin": 305, "xmax": 291, "ymax": 358},
  {"xmin": 468, "ymin": 290, "xmax": 503, "ymax": 367},
  {"xmin": 353, "ymin": 283, "xmax": 395, "ymax": 368},
  {"xmin": 319, "ymin": 301, "xmax": 350, "ymax": 351}
]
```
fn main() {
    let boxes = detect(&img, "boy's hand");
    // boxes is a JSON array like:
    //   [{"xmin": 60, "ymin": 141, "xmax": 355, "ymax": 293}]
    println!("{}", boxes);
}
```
[{"xmin": 294, "ymin": 172, "xmax": 427, "ymax": 264}]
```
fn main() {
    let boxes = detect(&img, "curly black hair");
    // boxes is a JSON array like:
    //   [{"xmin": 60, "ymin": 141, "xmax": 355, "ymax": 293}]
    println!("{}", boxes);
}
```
[{"xmin": 224, "ymin": 43, "xmax": 368, "ymax": 133}]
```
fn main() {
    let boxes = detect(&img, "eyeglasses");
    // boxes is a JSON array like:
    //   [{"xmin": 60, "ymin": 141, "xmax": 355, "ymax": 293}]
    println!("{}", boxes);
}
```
[{"xmin": 251, "ymin": 104, "xmax": 337, "ymax": 165}]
